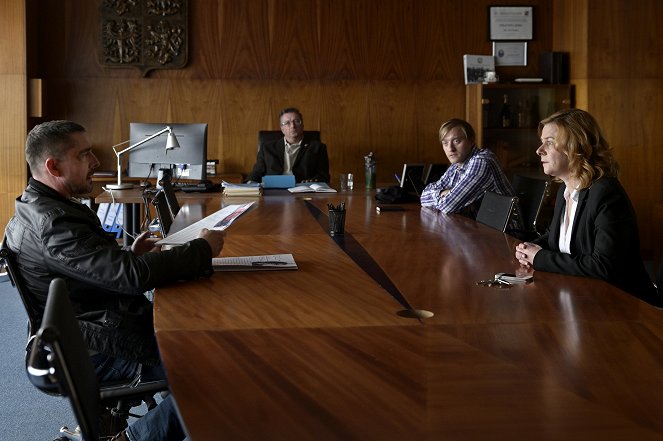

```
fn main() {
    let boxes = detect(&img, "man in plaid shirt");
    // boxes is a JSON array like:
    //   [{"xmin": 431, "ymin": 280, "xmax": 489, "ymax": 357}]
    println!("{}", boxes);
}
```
[{"xmin": 420, "ymin": 118, "xmax": 513, "ymax": 218}]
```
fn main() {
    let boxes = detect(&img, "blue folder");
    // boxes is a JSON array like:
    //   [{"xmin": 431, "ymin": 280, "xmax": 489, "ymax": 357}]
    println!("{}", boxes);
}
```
[{"xmin": 262, "ymin": 175, "xmax": 296, "ymax": 189}]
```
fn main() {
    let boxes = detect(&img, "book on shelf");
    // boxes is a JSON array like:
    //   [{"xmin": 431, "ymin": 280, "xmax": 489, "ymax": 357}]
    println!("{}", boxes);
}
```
[
  {"xmin": 287, "ymin": 182, "xmax": 337, "ymax": 193},
  {"xmin": 222, "ymin": 180, "xmax": 262, "ymax": 197},
  {"xmin": 212, "ymin": 253, "xmax": 298, "ymax": 271}
]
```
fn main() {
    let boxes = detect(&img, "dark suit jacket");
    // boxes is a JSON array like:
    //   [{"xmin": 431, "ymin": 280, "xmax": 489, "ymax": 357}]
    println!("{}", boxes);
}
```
[
  {"xmin": 246, "ymin": 135, "xmax": 330, "ymax": 183},
  {"xmin": 533, "ymin": 177, "xmax": 659, "ymax": 305}
]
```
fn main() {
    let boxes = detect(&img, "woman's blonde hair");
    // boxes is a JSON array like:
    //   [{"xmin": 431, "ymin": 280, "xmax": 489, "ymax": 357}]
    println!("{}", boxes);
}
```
[{"xmin": 538, "ymin": 108, "xmax": 619, "ymax": 189}]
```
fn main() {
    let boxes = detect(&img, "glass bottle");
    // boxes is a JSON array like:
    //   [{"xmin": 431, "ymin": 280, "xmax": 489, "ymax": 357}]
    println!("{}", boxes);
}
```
[
  {"xmin": 364, "ymin": 152, "xmax": 376, "ymax": 189},
  {"xmin": 516, "ymin": 100, "xmax": 526, "ymax": 128},
  {"xmin": 500, "ymin": 94, "xmax": 512, "ymax": 128}
]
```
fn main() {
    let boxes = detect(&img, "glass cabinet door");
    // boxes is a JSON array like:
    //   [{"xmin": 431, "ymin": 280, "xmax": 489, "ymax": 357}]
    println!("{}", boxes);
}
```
[{"xmin": 466, "ymin": 84, "xmax": 574, "ymax": 178}]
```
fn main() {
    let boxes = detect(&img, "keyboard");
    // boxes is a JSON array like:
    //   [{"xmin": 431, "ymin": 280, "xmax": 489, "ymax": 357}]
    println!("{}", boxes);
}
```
[{"xmin": 180, "ymin": 181, "xmax": 221, "ymax": 193}]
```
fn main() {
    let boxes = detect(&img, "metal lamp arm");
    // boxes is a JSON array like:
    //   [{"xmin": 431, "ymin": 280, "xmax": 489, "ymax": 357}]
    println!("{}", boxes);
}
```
[
  {"xmin": 114, "ymin": 126, "xmax": 172, "ymax": 157},
  {"xmin": 110, "ymin": 126, "xmax": 173, "ymax": 189}
]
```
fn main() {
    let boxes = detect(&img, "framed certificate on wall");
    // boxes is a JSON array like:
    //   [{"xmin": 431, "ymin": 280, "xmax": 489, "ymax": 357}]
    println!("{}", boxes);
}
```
[
  {"xmin": 493, "ymin": 42, "xmax": 528, "ymax": 66},
  {"xmin": 489, "ymin": 6, "xmax": 533, "ymax": 41}
]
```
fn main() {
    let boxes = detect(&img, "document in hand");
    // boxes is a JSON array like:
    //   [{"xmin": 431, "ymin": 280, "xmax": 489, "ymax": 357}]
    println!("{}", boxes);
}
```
[
  {"xmin": 156, "ymin": 202, "xmax": 254, "ymax": 245},
  {"xmin": 287, "ymin": 182, "xmax": 337, "ymax": 193},
  {"xmin": 212, "ymin": 254, "xmax": 298, "ymax": 271}
]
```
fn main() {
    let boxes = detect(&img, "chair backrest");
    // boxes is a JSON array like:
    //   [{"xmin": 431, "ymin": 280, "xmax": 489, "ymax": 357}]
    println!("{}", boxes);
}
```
[
  {"xmin": 476, "ymin": 191, "xmax": 520, "ymax": 233},
  {"xmin": 424, "ymin": 163, "xmax": 448, "ymax": 185},
  {"xmin": 151, "ymin": 190, "xmax": 173, "ymax": 237},
  {"xmin": 656, "ymin": 259, "xmax": 663, "ymax": 298},
  {"xmin": 1, "ymin": 236, "xmax": 40, "ymax": 337},
  {"xmin": 257, "ymin": 130, "xmax": 321, "ymax": 152},
  {"xmin": 511, "ymin": 175, "xmax": 551, "ymax": 234},
  {"xmin": 27, "ymin": 278, "xmax": 102, "ymax": 440},
  {"xmin": 159, "ymin": 176, "xmax": 181, "ymax": 219}
]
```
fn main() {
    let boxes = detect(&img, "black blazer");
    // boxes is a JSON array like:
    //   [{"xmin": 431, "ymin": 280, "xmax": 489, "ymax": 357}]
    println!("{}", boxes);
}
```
[
  {"xmin": 533, "ymin": 177, "xmax": 658, "ymax": 305},
  {"xmin": 246, "ymin": 135, "xmax": 330, "ymax": 183}
]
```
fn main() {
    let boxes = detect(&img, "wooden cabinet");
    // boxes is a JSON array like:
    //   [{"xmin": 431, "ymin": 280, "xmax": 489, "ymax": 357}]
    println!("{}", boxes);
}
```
[{"xmin": 466, "ymin": 83, "xmax": 574, "ymax": 178}]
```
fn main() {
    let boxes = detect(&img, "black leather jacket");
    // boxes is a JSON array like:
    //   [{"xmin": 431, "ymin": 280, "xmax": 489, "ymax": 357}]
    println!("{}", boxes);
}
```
[{"xmin": 5, "ymin": 178, "xmax": 214, "ymax": 365}]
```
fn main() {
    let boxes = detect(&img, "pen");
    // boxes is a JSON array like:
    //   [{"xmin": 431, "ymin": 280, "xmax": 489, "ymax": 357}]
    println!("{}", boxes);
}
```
[{"xmin": 252, "ymin": 261, "xmax": 288, "ymax": 266}]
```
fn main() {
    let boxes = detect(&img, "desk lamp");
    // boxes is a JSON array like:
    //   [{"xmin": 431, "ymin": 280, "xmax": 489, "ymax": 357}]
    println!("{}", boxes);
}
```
[{"xmin": 106, "ymin": 126, "xmax": 180, "ymax": 190}]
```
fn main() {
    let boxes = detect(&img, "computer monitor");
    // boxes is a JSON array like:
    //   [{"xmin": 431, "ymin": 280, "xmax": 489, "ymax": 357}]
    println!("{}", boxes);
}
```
[{"xmin": 127, "ymin": 123, "xmax": 208, "ymax": 181}]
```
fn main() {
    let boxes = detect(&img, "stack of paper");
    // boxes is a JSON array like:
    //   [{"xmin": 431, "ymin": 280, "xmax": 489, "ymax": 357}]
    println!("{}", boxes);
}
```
[
  {"xmin": 222, "ymin": 181, "xmax": 262, "ymax": 197},
  {"xmin": 288, "ymin": 182, "xmax": 337, "ymax": 193},
  {"xmin": 212, "ymin": 254, "xmax": 298, "ymax": 271}
]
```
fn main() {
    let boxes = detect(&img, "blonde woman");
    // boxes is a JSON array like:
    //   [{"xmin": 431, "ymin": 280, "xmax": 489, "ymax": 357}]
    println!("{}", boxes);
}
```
[{"xmin": 515, "ymin": 108, "xmax": 659, "ymax": 306}]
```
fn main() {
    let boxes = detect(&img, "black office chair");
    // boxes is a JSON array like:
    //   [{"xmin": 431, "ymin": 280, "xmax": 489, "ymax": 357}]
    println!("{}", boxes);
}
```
[
  {"xmin": 656, "ymin": 258, "xmax": 663, "ymax": 298},
  {"xmin": 476, "ymin": 191, "xmax": 522, "ymax": 233},
  {"xmin": 27, "ymin": 278, "xmax": 169, "ymax": 441},
  {"xmin": 158, "ymin": 175, "xmax": 181, "ymax": 219},
  {"xmin": 257, "ymin": 130, "xmax": 321, "ymax": 152},
  {"xmin": 1, "ymin": 236, "xmax": 40, "ymax": 341},
  {"xmin": 149, "ymin": 190, "xmax": 174, "ymax": 238},
  {"xmin": 511, "ymin": 174, "xmax": 552, "ymax": 238},
  {"xmin": 424, "ymin": 163, "xmax": 448, "ymax": 185},
  {"xmin": 3, "ymin": 236, "xmax": 168, "ymax": 440}
]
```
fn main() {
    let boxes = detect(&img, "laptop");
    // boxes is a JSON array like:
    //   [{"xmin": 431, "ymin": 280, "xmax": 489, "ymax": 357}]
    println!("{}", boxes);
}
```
[
  {"xmin": 400, "ymin": 164, "xmax": 426, "ymax": 197},
  {"xmin": 262, "ymin": 174, "xmax": 296, "ymax": 189}
]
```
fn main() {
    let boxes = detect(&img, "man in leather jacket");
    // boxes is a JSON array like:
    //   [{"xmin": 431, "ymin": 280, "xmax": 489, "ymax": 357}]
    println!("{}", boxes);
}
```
[{"xmin": 4, "ymin": 120, "xmax": 225, "ymax": 441}]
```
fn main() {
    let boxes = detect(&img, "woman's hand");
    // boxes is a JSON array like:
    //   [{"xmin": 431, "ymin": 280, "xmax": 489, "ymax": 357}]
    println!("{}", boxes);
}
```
[{"xmin": 515, "ymin": 242, "xmax": 541, "ymax": 268}]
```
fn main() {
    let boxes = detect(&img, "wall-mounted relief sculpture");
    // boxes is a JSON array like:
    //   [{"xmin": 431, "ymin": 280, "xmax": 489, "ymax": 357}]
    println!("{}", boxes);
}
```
[{"xmin": 100, "ymin": 0, "xmax": 188, "ymax": 76}]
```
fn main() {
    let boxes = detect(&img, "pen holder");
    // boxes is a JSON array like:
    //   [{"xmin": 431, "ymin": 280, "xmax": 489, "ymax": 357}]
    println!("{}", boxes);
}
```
[{"xmin": 328, "ymin": 209, "xmax": 346, "ymax": 236}]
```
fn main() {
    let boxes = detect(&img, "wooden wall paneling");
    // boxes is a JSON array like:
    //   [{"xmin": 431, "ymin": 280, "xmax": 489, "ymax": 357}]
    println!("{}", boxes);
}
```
[
  {"xmin": 580, "ymin": 0, "xmax": 663, "ymax": 252},
  {"xmin": 169, "ymin": 79, "xmax": 224, "ymax": 171},
  {"xmin": 319, "ymin": 80, "xmax": 371, "ymax": 180},
  {"xmin": 60, "ymin": 79, "xmax": 121, "ymax": 167},
  {"xmin": 266, "ymin": 0, "xmax": 320, "ymax": 80},
  {"xmin": 0, "ymin": 0, "xmax": 27, "ymax": 234},
  {"xmin": 266, "ymin": 81, "xmax": 323, "ymax": 130},
  {"xmin": 587, "ymin": 0, "xmax": 663, "ymax": 79},
  {"xmin": 202, "ymin": 0, "xmax": 273, "ymax": 79},
  {"xmin": 417, "ymin": 81, "xmax": 466, "ymax": 163},
  {"xmin": 586, "ymin": 79, "xmax": 663, "ymax": 247},
  {"xmin": 366, "ymin": 81, "xmax": 418, "ymax": 185},
  {"xmin": 419, "ymin": 83, "xmax": 466, "ymax": 156},
  {"xmin": 361, "ymin": 0, "xmax": 417, "ymax": 80},
  {"xmin": 216, "ymin": 80, "xmax": 273, "ymax": 174},
  {"xmin": 416, "ymin": 1, "xmax": 477, "ymax": 81},
  {"xmin": 552, "ymin": 0, "xmax": 588, "ymax": 80},
  {"xmin": 318, "ymin": 0, "xmax": 367, "ymax": 80},
  {"xmin": 63, "ymin": 0, "xmax": 101, "ymax": 78},
  {"xmin": 0, "ymin": 76, "xmax": 28, "ymax": 234}
]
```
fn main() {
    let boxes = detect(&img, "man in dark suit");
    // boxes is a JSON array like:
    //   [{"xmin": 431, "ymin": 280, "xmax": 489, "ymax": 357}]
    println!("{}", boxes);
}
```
[{"xmin": 247, "ymin": 107, "xmax": 330, "ymax": 183}]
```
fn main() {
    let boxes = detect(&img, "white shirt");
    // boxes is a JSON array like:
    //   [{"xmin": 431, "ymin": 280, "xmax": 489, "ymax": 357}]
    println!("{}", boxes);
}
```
[
  {"xmin": 283, "ymin": 138, "xmax": 302, "ymax": 175},
  {"xmin": 559, "ymin": 188, "xmax": 579, "ymax": 254}
]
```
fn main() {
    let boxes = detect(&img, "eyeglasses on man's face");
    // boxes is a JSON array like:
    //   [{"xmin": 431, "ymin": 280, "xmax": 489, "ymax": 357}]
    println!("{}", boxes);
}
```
[{"xmin": 280, "ymin": 119, "xmax": 303, "ymax": 127}]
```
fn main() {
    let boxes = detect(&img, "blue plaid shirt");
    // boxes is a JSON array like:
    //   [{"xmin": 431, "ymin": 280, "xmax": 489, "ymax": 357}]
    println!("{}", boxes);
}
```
[{"xmin": 420, "ymin": 146, "xmax": 513, "ymax": 218}]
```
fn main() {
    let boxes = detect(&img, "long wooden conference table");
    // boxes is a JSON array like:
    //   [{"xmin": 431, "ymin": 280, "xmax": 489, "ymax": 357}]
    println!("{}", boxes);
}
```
[{"xmin": 104, "ymin": 188, "xmax": 663, "ymax": 440}]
